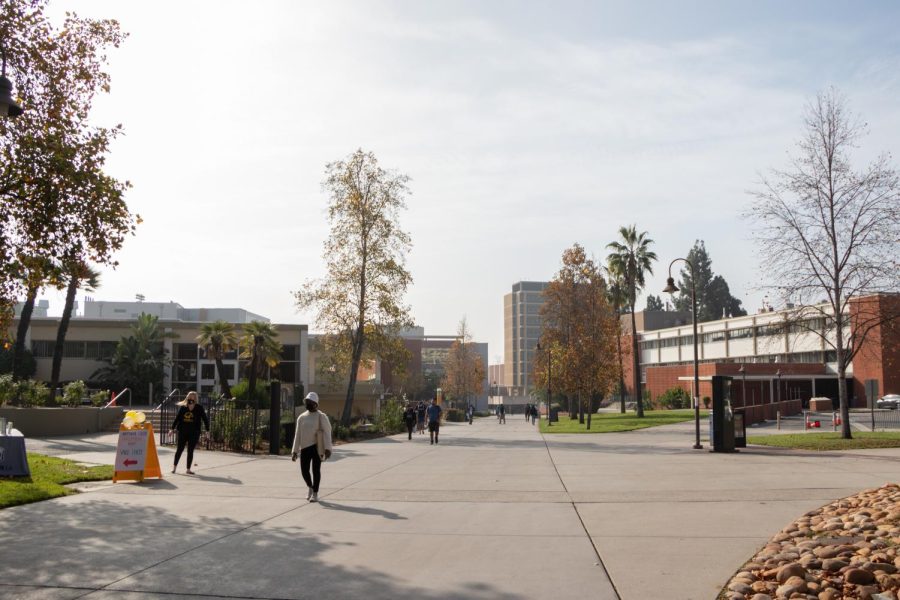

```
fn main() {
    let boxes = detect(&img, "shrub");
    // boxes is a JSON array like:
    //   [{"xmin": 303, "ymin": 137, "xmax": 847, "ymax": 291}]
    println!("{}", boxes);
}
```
[
  {"xmin": 657, "ymin": 387, "xmax": 691, "ymax": 410},
  {"xmin": 62, "ymin": 380, "xmax": 87, "ymax": 407},
  {"xmin": 19, "ymin": 379, "xmax": 49, "ymax": 407},
  {"xmin": 445, "ymin": 408, "xmax": 465, "ymax": 422},
  {"xmin": 0, "ymin": 373, "xmax": 14, "ymax": 405},
  {"xmin": 702, "ymin": 396, "xmax": 711, "ymax": 409},
  {"xmin": 211, "ymin": 407, "xmax": 254, "ymax": 452},
  {"xmin": 375, "ymin": 399, "xmax": 405, "ymax": 434},
  {"xmin": 230, "ymin": 379, "xmax": 270, "ymax": 408},
  {"xmin": 90, "ymin": 390, "xmax": 111, "ymax": 406}
]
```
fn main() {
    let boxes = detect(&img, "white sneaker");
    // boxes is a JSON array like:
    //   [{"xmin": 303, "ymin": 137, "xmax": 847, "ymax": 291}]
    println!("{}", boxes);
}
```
[
  {"xmin": 310, "ymin": 492, "xmax": 318, "ymax": 503},
  {"xmin": 306, "ymin": 487, "xmax": 313, "ymax": 501}
]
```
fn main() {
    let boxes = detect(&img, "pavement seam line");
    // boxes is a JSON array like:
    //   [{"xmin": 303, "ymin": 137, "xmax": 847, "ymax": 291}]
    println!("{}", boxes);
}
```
[{"xmin": 541, "ymin": 432, "xmax": 623, "ymax": 600}]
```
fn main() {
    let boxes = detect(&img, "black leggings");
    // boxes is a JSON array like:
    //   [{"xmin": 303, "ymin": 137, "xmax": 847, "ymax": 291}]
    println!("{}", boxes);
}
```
[
  {"xmin": 300, "ymin": 444, "xmax": 322, "ymax": 493},
  {"xmin": 174, "ymin": 431, "xmax": 200, "ymax": 468},
  {"xmin": 406, "ymin": 420, "xmax": 415, "ymax": 438}
]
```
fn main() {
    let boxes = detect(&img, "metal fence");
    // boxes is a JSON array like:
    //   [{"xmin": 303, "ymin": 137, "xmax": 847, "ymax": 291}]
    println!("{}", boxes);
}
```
[
  {"xmin": 158, "ymin": 393, "xmax": 300, "ymax": 454},
  {"xmin": 861, "ymin": 409, "xmax": 900, "ymax": 431}
]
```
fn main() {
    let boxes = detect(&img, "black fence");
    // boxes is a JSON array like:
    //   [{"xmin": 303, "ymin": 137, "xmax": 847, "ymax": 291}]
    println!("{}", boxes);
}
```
[
  {"xmin": 862, "ymin": 409, "xmax": 900, "ymax": 431},
  {"xmin": 159, "ymin": 393, "xmax": 299, "ymax": 455}
]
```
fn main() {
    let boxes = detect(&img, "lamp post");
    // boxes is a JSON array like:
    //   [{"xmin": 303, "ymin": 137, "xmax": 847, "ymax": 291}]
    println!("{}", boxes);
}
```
[
  {"xmin": 536, "ymin": 342, "xmax": 551, "ymax": 426},
  {"xmin": 663, "ymin": 259, "xmax": 702, "ymax": 449},
  {"xmin": 738, "ymin": 364, "xmax": 746, "ymax": 409},
  {"xmin": 0, "ymin": 45, "xmax": 23, "ymax": 118}
]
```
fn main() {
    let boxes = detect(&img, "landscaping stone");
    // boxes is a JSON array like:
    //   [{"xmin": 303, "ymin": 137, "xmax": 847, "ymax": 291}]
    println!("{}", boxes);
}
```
[{"xmin": 722, "ymin": 484, "xmax": 900, "ymax": 600}]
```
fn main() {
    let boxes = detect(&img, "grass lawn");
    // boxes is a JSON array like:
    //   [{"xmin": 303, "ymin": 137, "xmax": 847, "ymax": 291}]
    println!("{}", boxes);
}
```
[
  {"xmin": 0, "ymin": 454, "xmax": 113, "ymax": 509},
  {"xmin": 748, "ymin": 432, "xmax": 900, "ymax": 451},
  {"xmin": 539, "ymin": 409, "xmax": 710, "ymax": 433}
]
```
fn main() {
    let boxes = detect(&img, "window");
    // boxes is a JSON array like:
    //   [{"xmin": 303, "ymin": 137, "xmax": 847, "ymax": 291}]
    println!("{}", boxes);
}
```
[
  {"xmin": 728, "ymin": 327, "xmax": 752, "ymax": 340},
  {"xmin": 659, "ymin": 337, "xmax": 679, "ymax": 348},
  {"xmin": 640, "ymin": 340, "xmax": 659, "ymax": 351},
  {"xmin": 201, "ymin": 364, "xmax": 216, "ymax": 380},
  {"xmin": 175, "ymin": 344, "xmax": 197, "ymax": 360},
  {"xmin": 702, "ymin": 331, "xmax": 726, "ymax": 343},
  {"xmin": 63, "ymin": 341, "xmax": 86, "ymax": 358},
  {"xmin": 679, "ymin": 335, "xmax": 694, "ymax": 346},
  {"xmin": 281, "ymin": 345, "xmax": 299, "ymax": 361},
  {"xmin": 756, "ymin": 324, "xmax": 784, "ymax": 337},
  {"xmin": 31, "ymin": 340, "xmax": 54, "ymax": 358}
]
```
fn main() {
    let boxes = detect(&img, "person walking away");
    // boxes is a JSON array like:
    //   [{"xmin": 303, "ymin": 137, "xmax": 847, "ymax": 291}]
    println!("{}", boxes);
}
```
[
  {"xmin": 170, "ymin": 391, "xmax": 209, "ymax": 475},
  {"xmin": 531, "ymin": 404, "xmax": 539, "ymax": 425},
  {"xmin": 525, "ymin": 403, "xmax": 531, "ymax": 423},
  {"xmin": 468, "ymin": 403, "xmax": 474, "ymax": 425},
  {"xmin": 416, "ymin": 401, "xmax": 427, "ymax": 435},
  {"xmin": 403, "ymin": 402, "xmax": 417, "ymax": 440},
  {"xmin": 291, "ymin": 392, "xmax": 333, "ymax": 502},
  {"xmin": 498, "ymin": 403, "xmax": 506, "ymax": 424},
  {"xmin": 427, "ymin": 397, "xmax": 442, "ymax": 445}
]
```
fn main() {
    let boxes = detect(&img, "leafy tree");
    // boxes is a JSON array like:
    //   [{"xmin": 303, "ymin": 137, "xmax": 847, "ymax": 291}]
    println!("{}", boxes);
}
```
[
  {"xmin": 239, "ymin": 321, "xmax": 282, "ymax": 407},
  {"xmin": 0, "ymin": 1, "xmax": 134, "ymax": 335},
  {"xmin": 92, "ymin": 314, "xmax": 172, "ymax": 403},
  {"xmin": 295, "ymin": 149, "xmax": 414, "ymax": 427},
  {"xmin": 197, "ymin": 320, "xmax": 239, "ymax": 399},
  {"xmin": 49, "ymin": 261, "xmax": 100, "ymax": 399},
  {"xmin": 673, "ymin": 241, "xmax": 746, "ymax": 321},
  {"xmin": 645, "ymin": 294, "xmax": 664, "ymax": 311},
  {"xmin": 537, "ymin": 245, "xmax": 619, "ymax": 429},
  {"xmin": 10, "ymin": 256, "xmax": 56, "ymax": 380},
  {"xmin": 750, "ymin": 88, "xmax": 900, "ymax": 439},
  {"xmin": 607, "ymin": 225, "xmax": 657, "ymax": 418},
  {"xmin": 441, "ymin": 317, "xmax": 485, "ymax": 410}
]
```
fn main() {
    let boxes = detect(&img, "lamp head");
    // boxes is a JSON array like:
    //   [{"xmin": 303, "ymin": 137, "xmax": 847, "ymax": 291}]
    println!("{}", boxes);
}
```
[{"xmin": 663, "ymin": 277, "xmax": 679, "ymax": 294}]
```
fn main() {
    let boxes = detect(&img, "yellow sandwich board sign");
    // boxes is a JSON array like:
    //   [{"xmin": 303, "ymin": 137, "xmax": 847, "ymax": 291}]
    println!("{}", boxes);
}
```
[{"xmin": 113, "ymin": 423, "xmax": 162, "ymax": 482}]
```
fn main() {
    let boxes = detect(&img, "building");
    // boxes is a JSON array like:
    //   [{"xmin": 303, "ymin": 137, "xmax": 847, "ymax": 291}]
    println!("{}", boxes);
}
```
[
  {"xmin": 503, "ymin": 281, "xmax": 548, "ymax": 396},
  {"xmin": 623, "ymin": 293, "xmax": 900, "ymax": 412},
  {"xmin": 10, "ymin": 300, "xmax": 308, "ymax": 402}
]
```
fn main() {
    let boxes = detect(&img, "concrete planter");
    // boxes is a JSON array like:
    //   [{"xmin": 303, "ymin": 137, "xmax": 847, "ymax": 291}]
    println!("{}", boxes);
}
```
[{"xmin": 0, "ymin": 406, "xmax": 123, "ymax": 437}]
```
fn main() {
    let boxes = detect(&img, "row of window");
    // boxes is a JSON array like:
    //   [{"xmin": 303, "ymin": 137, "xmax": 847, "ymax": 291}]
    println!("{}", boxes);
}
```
[
  {"xmin": 648, "ymin": 350, "xmax": 839, "ymax": 368},
  {"xmin": 640, "ymin": 318, "xmax": 836, "ymax": 351}
]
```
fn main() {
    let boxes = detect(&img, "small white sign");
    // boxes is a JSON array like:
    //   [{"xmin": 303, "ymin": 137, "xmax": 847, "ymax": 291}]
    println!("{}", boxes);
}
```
[{"xmin": 115, "ymin": 429, "xmax": 148, "ymax": 471}]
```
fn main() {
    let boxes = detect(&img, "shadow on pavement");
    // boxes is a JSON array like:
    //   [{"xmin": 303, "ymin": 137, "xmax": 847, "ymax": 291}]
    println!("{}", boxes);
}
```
[
  {"xmin": 318, "ymin": 500, "xmax": 407, "ymax": 520},
  {"xmin": 0, "ymin": 498, "xmax": 521, "ymax": 600}
]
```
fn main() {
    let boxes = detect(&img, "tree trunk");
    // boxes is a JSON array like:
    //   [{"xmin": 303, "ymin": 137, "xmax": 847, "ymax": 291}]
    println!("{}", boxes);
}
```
[
  {"xmin": 12, "ymin": 285, "xmax": 38, "ymax": 381},
  {"xmin": 616, "ymin": 326, "xmax": 626, "ymax": 413},
  {"xmin": 578, "ymin": 393, "xmax": 584, "ymax": 424},
  {"xmin": 247, "ymin": 345, "xmax": 259, "ymax": 406},
  {"xmin": 630, "ymin": 304, "xmax": 643, "ymax": 417},
  {"xmin": 215, "ymin": 356, "xmax": 232, "ymax": 399},
  {"xmin": 342, "ymin": 327, "xmax": 365, "ymax": 427},
  {"xmin": 50, "ymin": 274, "xmax": 80, "ymax": 400}
]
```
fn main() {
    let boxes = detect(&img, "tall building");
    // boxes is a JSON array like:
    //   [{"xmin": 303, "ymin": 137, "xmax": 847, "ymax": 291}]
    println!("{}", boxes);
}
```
[{"xmin": 503, "ymin": 281, "xmax": 548, "ymax": 395}]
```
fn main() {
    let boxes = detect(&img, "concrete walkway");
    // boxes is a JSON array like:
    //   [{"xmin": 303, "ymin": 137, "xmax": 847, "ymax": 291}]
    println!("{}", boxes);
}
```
[{"xmin": 1, "ymin": 416, "xmax": 898, "ymax": 599}]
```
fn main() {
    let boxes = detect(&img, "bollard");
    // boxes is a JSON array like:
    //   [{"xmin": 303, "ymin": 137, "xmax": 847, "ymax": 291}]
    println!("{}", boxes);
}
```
[
  {"xmin": 832, "ymin": 411, "xmax": 836, "ymax": 432},
  {"xmin": 777, "ymin": 410, "xmax": 781, "ymax": 430}
]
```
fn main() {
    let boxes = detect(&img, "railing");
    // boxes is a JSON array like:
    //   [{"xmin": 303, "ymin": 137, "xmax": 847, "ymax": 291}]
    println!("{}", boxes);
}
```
[
  {"xmin": 154, "ymin": 388, "xmax": 181, "ymax": 412},
  {"xmin": 864, "ymin": 409, "xmax": 900, "ymax": 431},
  {"xmin": 103, "ymin": 387, "xmax": 131, "ymax": 409}
]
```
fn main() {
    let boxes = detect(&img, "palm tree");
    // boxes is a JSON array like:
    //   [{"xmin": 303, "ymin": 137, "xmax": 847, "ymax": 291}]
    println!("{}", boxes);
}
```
[
  {"xmin": 605, "ymin": 261, "xmax": 629, "ymax": 414},
  {"xmin": 197, "ymin": 320, "xmax": 238, "ymax": 399},
  {"xmin": 607, "ymin": 225, "xmax": 657, "ymax": 418},
  {"xmin": 92, "ymin": 313, "xmax": 174, "ymax": 403},
  {"xmin": 50, "ymin": 261, "xmax": 101, "ymax": 400},
  {"xmin": 239, "ymin": 321, "xmax": 282, "ymax": 406},
  {"xmin": 11, "ymin": 256, "xmax": 57, "ymax": 381}
]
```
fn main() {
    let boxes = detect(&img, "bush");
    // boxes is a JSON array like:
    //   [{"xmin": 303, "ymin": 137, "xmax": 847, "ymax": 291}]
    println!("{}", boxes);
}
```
[
  {"xmin": 211, "ymin": 405, "xmax": 254, "ymax": 452},
  {"xmin": 19, "ymin": 379, "xmax": 49, "ymax": 407},
  {"xmin": 375, "ymin": 399, "xmax": 405, "ymax": 434},
  {"xmin": 657, "ymin": 387, "xmax": 691, "ymax": 410},
  {"xmin": 90, "ymin": 389, "xmax": 111, "ymax": 407},
  {"xmin": 230, "ymin": 379, "xmax": 270, "ymax": 408},
  {"xmin": 0, "ymin": 374, "xmax": 14, "ymax": 405},
  {"xmin": 702, "ymin": 396, "xmax": 711, "ymax": 409},
  {"xmin": 445, "ymin": 408, "xmax": 465, "ymax": 422},
  {"xmin": 62, "ymin": 380, "xmax": 87, "ymax": 407}
]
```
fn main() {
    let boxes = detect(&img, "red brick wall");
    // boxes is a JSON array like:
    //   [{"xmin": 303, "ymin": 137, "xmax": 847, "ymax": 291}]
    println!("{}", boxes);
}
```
[{"xmin": 850, "ymin": 294, "xmax": 900, "ymax": 403}]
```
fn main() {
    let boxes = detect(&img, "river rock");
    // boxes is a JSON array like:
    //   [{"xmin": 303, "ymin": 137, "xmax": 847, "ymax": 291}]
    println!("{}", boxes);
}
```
[{"xmin": 846, "ymin": 567, "xmax": 876, "ymax": 584}]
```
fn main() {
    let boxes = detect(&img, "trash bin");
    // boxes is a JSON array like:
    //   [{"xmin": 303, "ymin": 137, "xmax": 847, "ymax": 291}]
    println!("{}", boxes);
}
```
[{"xmin": 549, "ymin": 407, "xmax": 559, "ymax": 423}]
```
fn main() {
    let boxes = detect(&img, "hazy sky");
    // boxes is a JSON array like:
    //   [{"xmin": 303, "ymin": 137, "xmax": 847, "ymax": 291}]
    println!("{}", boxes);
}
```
[{"xmin": 38, "ymin": 1, "xmax": 900, "ymax": 363}]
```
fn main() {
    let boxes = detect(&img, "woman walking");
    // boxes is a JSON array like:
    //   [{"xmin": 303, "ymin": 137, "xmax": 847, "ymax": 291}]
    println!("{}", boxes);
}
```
[
  {"xmin": 403, "ymin": 402, "xmax": 417, "ymax": 440},
  {"xmin": 291, "ymin": 392, "xmax": 333, "ymax": 502},
  {"xmin": 170, "ymin": 391, "xmax": 209, "ymax": 475}
]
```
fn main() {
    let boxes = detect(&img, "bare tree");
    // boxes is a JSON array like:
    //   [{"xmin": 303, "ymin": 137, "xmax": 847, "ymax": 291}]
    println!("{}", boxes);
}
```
[
  {"xmin": 750, "ymin": 88, "xmax": 900, "ymax": 438},
  {"xmin": 441, "ymin": 317, "xmax": 485, "ymax": 410}
]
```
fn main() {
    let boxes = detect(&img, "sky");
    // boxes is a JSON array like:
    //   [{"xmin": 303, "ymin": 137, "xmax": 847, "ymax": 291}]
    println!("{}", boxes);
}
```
[{"xmin": 35, "ymin": 0, "xmax": 900, "ymax": 364}]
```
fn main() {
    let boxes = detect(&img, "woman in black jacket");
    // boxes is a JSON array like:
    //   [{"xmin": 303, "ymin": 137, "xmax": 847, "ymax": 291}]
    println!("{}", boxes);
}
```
[{"xmin": 170, "ymin": 391, "xmax": 209, "ymax": 474}]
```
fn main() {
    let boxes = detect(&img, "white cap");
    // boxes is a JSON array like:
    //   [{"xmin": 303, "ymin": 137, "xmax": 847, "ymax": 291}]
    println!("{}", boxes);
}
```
[{"xmin": 305, "ymin": 392, "xmax": 319, "ymax": 405}]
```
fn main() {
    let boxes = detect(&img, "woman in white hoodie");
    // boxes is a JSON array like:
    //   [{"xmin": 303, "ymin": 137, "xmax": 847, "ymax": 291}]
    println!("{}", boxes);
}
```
[{"xmin": 291, "ymin": 392, "xmax": 333, "ymax": 502}]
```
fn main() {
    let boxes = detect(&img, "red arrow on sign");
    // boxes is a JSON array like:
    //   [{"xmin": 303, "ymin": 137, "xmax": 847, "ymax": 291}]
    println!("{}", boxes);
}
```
[{"xmin": 123, "ymin": 459, "xmax": 138, "ymax": 466}]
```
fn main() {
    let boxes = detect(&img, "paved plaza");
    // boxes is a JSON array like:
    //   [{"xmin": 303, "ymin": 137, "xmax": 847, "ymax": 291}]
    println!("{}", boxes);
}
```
[{"xmin": 1, "ymin": 416, "xmax": 898, "ymax": 599}]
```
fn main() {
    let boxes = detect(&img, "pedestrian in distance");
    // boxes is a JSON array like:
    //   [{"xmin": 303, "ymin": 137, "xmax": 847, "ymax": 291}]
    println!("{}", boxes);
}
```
[
  {"xmin": 468, "ymin": 403, "xmax": 474, "ymax": 425},
  {"xmin": 531, "ymin": 404, "xmax": 539, "ymax": 424},
  {"xmin": 416, "ymin": 401, "xmax": 427, "ymax": 435},
  {"xmin": 403, "ymin": 402, "xmax": 417, "ymax": 440},
  {"xmin": 170, "ymin": 391, "xmax": 209, "ymax": 475},
  {"xmin": 291, "ymin": 392, "xmax": 333, "ymax": 503},
  {"xmin": 427, "ymin": 397, "xmax": 442, "ymax": 445},
  {"xmin": 525, "ymin": 403, "xmax": 531, "ymax": 423},
  {"xmin": 498, "ymin": 403, "xmax": 506, "ymax": 424}
]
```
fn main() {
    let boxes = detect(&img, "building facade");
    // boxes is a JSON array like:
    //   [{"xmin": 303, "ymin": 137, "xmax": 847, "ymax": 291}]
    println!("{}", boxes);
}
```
[
  {"xmin": 503, "ymin": 281, "xmax": 548, "ymax": 396},
  {"xmin": 623, "ymin": 294, "xmax": 899, "ymax": 410},
  {"xmin": 10, "ymin": 300, "xmax": 308, "ymax": 402}
]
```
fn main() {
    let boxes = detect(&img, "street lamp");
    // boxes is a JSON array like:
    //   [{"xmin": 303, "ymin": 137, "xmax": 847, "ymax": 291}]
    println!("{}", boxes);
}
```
[
  {"xmin": 663, "ymin": 259, "xmax": 702, "ymax": 449},
  {"xmin": 738, "ymin": 364, "xmax": 746, "ymax": 409},
  {"xmin": 536, "ymin": 342, "xmax": 551, "ymax": 426},
  {"xmin": 0, "ymin": 46, "xmax": 23, "ymax": 118}
]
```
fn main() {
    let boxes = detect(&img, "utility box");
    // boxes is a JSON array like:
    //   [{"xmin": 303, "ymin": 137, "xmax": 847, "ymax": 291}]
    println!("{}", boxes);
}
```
[
  {"xmin": 710, "ymin": 375, "xmax": 737, "ymax": 453},
  {"xmin": 733, "ymin": 409, "xmax": 747, "ymax": 448}
]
